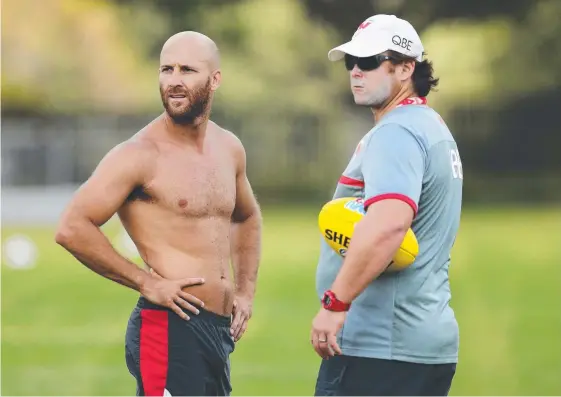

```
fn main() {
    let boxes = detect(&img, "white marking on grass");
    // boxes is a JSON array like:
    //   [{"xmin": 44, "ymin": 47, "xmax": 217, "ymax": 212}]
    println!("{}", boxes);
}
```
[{"xmin": 3, "ymin": 234, "xmax": 37, "ymax": 270}]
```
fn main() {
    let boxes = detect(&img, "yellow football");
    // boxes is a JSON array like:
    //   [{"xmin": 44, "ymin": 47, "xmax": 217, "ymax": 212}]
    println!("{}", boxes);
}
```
[{"xmin": 318, "ymin": 197, "xmax": 419, "ymax": 272}]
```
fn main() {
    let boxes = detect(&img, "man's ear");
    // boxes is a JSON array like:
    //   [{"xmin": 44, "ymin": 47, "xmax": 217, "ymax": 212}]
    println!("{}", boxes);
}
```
[
  {"xmin": 398, "ymin": 61, "xmax": 415, "ymax": 82},
  {"xmin": 211, "ymin": 70, "xmax": 222, "ymax": 91}
]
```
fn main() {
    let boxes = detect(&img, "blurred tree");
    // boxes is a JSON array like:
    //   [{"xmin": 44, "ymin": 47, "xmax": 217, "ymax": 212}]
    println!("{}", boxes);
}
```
[
  {"xmin": 420, "ymin": 0, "xmax": 561, "ymax": 203},
  {"xmin": 194, "ymin": 0, "xmax": 355, "ymax": 200},
  {"xmin": 108, "ymin": 0, "xmax": 237, "ymax": 58},
  {"xmin": 2, "ymin": 0, "xmax": 166, "ymax": 114},
  {"xmin": 302, "ymin": 0, "xmax": 535, "ymax": 38}
]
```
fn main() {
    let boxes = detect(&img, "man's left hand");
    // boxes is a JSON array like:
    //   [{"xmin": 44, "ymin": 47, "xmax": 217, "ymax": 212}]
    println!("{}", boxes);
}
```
[
  {"xmin": 310, "ymin": 308, "xmax": 345, "ymax": 359},
  {"xmin": 231, "ymin": 294, "xmax": 253, "ymax": 342}
]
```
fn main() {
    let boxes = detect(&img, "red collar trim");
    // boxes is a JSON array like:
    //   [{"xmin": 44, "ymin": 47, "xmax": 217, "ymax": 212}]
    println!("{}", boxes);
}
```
[{"xmin": 397, "ymin": 97, "xmax": 427, "ymax": 107}]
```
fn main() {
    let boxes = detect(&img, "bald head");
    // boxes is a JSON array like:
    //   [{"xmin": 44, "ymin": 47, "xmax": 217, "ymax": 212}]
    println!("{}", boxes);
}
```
[{"xmin": 160, "ymin": 31, "xmax": 220, "ymax": 70}]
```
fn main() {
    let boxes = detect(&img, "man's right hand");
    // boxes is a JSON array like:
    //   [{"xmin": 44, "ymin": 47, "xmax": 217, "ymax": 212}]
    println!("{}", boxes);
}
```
[{"xmin": 141, "ymin": 274, "xmax": 205, "ymax": 320}]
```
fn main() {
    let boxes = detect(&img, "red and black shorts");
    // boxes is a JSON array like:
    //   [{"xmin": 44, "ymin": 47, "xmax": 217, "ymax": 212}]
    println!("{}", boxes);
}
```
[{"xmin": 125, "ymin": 296, "xmax": 235, "ymax": 396}]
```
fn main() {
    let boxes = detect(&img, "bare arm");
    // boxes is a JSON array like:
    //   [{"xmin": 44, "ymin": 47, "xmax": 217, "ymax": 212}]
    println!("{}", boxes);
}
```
[
  {"xmin": 54, "ymin": 141, "xmax": 153, "ymax": 292},
  {"xmin": 230, "ymin": 138, "xmax": 262, "ymax": 300},
  {"xmin": 329, "ymin": 199, "xmax": 414, "ymax": 303}
]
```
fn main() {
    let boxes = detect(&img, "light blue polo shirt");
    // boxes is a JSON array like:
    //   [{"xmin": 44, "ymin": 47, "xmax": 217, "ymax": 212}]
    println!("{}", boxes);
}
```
[{"xmin": 315, "ymin": 102, "xmax": 463, "ymax": 364}]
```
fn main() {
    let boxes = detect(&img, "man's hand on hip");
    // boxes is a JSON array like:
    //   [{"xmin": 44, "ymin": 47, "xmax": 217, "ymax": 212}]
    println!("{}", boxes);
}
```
[
  {"xmin": 230, "ymin": 294, "xmax": 253, "ymax": 342},
  {"xmin": 142, "ymin": 269, "xmax": 205, "ymax": 320}
]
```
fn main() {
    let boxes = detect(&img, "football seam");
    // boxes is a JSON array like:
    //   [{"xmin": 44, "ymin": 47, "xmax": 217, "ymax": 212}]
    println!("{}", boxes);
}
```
[{"xmin": 399, "ymin": 246, "xmax": 417, "ymax": 257}]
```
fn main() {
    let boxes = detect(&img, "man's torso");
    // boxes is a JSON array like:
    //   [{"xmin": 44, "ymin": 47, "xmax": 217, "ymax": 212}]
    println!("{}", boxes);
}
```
[
  {"xmin": 316, "ymin": 104, "xmax": 463, "ymax": 364},
  {"xmin": 118, "ymin": 118, "xmax": 238, "ymax": 315}
]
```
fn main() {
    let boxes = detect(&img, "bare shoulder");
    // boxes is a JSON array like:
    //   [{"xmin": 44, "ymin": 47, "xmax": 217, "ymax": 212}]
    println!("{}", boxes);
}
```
[
  {"xmin": 108, "ymin": 138, "xmax": 155, "ymax": 161},
  {"xmin": 61, "ymin": 126, "xmax": 161, "ymax": 227},
  {"xmin": 91, "ymin": 127, "xmax": 160, "ymax": 187},
  {"xmin": 211, "ymin": 121, "xmax": 246, "ymax": 162},
  {"xmin": 103, "ymin": 126, "xmax": 159, "ymax": 165}
]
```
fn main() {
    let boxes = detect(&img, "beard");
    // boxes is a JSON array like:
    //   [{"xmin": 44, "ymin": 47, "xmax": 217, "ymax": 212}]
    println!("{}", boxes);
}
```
[
  {"xmin": 354, "ymin": 73, "xmax": 394, "ymax": 108},
  {"xmin": 160, "ymin": 78, "xmax": 212, "ymax": 125}
]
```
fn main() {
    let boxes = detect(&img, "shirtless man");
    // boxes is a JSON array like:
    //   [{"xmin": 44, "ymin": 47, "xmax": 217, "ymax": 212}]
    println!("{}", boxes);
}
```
[{"xmin": 55, "ymin": 31, "xmax": 262, "ymax": 396}]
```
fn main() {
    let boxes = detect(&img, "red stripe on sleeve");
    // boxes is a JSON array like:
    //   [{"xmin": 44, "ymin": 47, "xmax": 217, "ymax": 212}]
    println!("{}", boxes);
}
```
[
  {"xmin": 364, "ymin": 193, "xmax": 418, "ymax": 217},
  {"xmin": 140, "ymin": 309, "xmax": 169, "ymax": 396},
  {"xmin": 339, "ymin": 175, "xmax": 365, "ymax": 188}
]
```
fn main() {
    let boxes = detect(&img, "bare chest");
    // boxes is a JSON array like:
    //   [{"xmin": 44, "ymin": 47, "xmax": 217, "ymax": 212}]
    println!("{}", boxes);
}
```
[{"xmin": 145, "ymin": 155, "xmax": 237, "ymax": 217}]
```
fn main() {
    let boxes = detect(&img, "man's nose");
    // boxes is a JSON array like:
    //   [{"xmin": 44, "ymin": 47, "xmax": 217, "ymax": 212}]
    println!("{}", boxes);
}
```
[
  {"xmin": 351, "ymin": 65, "xmax": 363, "ymax": 78},
  {"xmin": 169, "ymin": 68, "xmax": 183, "ymax": 84}
]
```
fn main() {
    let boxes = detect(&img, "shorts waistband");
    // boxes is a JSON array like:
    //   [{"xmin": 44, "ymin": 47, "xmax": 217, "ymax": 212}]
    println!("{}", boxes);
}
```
[{"xmin": 136, "ymin": 296, "xmax": 232, "ymax": 326}]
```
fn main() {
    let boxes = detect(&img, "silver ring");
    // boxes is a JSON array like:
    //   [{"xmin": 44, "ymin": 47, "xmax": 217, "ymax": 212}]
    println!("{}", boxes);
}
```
[{"xmin": 318, "ymin": 338, "xmax": 327, "ymax": 343}]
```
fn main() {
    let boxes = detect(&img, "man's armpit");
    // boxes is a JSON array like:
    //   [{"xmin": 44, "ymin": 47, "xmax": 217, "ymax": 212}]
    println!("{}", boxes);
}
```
[{"xmin": 70, "ymin": 140, "xmax": 156, "ymax": 225}]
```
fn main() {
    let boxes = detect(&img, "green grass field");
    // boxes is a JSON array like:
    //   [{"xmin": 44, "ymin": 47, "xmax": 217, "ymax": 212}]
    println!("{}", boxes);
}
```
[{"xmin": 2, "ymin": 205, "xmax": 561, "ymax": 396}]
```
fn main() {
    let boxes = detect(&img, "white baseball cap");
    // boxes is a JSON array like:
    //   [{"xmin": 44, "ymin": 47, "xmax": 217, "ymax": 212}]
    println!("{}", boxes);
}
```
[{"xmin": 328, "ymin": 14, "xmax": 424, "ymax": 62}]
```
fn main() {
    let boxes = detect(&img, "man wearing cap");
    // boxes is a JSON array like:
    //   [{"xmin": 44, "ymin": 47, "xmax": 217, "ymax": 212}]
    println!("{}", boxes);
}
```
[{"xmin": 310, "ymin": 14, "xmax": 463, "ymax": 396}]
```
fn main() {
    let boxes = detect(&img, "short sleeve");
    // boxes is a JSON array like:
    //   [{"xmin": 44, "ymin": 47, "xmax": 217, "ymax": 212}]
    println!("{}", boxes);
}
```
[{"xmin": 361, "ymin": 123, "xmax": 426, "ymax": 217}]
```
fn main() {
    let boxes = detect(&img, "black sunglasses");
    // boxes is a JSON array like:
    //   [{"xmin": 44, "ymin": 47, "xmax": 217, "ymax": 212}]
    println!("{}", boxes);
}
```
[{"xmin": 344, "ymin": 54, "xmax": 394, "ymax": 71}]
